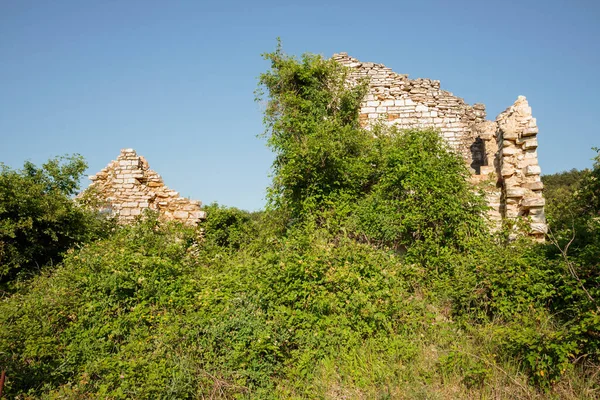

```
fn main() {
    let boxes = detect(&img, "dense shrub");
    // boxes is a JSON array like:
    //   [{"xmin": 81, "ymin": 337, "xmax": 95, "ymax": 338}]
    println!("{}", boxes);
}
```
[
  {"xmin": 0, "ymin": 155, "xmax": 113, "ymax": 287},
  {"xmin": 0, "ymin": 214, "xmax": 424, "ymax": 398},
  {"xmin": 200, "ymin": 203, "xmax": 260, "ymax": 250},
  {"xmin": 350, "ymin": 128, "xmax": 486, "ymax": 252},
  {"xmin": 542, "ymin": 151, "xmax": 600, "ymax": 379},
  {"xmin": 258, "ymin": 45, "xmax": 486, "ymax": 254},
  {"xmin": 257, "ymin": 42, "xmax": 371, "ymax": 221}
]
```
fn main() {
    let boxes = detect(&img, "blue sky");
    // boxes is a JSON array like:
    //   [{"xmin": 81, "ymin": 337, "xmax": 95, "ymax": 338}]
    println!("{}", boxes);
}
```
[{"xmin": 1, "ymin": 0, "xmax": 598, "ymax": 211}]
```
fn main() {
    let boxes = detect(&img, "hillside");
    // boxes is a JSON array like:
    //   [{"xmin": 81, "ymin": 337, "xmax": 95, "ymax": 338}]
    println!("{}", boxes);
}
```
[{"xmin": 0, "ymin": 48, "xmax": 598, "ymax": 399}]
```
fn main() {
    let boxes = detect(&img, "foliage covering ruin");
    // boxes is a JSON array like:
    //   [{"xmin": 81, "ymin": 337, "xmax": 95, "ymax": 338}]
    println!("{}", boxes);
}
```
[{"xmin": 0, "ymin": 46, "xmax": 598, "ymax": 398}]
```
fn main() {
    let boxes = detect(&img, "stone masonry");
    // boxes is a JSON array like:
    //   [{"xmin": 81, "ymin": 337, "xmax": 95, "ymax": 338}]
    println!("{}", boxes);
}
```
[
  {"xmin": 333, "ymin": 53, "xmax": 546, "ymax": 239},
  {"xmin": 85, "ymin": 149, "xmax": 206, "ymax": 225}
]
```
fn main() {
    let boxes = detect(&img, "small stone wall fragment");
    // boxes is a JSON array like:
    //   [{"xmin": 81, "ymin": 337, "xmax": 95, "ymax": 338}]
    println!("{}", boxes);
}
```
[
  {"xmin": 85, "ymin": 149, "xmax": 206, "ymax": 225},
  {"xmin": 496, "ymin": 97, "xmax": 546, "ymax": 239}
]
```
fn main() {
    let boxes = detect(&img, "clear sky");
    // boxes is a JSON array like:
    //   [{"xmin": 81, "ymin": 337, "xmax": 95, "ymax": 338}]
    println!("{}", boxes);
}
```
[{"xmin": 1, "ymin": 0, "xmax": 599, "ymax": 211}]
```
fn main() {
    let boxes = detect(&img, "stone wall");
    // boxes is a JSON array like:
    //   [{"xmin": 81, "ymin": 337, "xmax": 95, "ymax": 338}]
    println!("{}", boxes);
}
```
[
  {"xmin": 84, "ymin": 149, "xmax": 205, "ymax": 225},
  {"xmin": 333, "ymin": 53, "xmax": 546, "ymax": 239},
  {"xmin": 496, "ymin": 97, "xmax": 545, "ymax": 234}
]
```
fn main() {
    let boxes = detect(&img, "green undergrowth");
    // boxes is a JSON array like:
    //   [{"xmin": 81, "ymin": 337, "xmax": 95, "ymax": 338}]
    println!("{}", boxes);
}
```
[{"xmin": 1, "ymin": 210, "xmax": 598, "ymax": 398}]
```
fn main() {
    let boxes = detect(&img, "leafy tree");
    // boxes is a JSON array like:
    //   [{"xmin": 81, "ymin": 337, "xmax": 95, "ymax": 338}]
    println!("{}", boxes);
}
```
[
  {"xmin": 257, "ymin": 41, "xmax": 371, "ymax": 220},
  {"xmin": 543, "ymin": 151, "xmax": 600, "ymax": 284},
  {"xmin": 577, "ymin": 148, "xmax": 600, "ymax": 217},
  {"xmin": 0, "ymin": 155, "xmax": 111, "ymax": 286},
  {"xmin": 542, "ymin": 168, "xmax": 588, "ymax": 232},
  {"xmin": 258, "ymin": 44, "xmax": 487, "ymax": 252}
]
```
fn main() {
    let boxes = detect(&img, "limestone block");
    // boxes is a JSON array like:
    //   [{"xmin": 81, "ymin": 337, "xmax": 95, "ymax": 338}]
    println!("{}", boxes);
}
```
[
  {"xmin": 522, "ymin": 197, "xmax": 545, "ymax": 208},
  {"xmin": 525, "ymin": 165, "xmax": 542, "ymax": 176},
  {"xmin": 530, "ymin": 223, "xmax": 548, "ymax": 234},
  {"xmin": 188, "ymin": 211, "xmax": 204, "ymax": 220},
  {"xmin": 517, "ymin": 158, "xmax": 539, "ymax": 169},
  {"xmin": 524, "ymin": 150, "xmax": 538, "ymax": 159},
  {"xmin": 501, "ymin": 126, "xmax": 519, "ymax": 140},
  {"xmin": 506, "ymin": 187, "xmax": 527, "ymax": 198},
  {"xmin": 502, "ymin": 146, "xmax": 519, "ymax": 156},
  {"xmin": 524, "ymin": 182, "xmax": 544, "ymax": 191},
  {"xmin": 174, "ymin": 211, "xmax": 189, "ymax": 219},
  {"xmin": 501, "ymin": 166, "xmax": 515, "ymax": 176},
  {"xmin": 530, "ymin": 212, "xmax": 546, "ymax": 223},
  {"xmin": 522, "ymin": 139, "xmax": 538, "ymax": 150}
]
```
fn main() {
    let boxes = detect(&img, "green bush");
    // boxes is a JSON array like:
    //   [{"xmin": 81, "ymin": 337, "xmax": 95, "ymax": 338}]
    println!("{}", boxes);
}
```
[
  {"xmin": 0, "ymin": 214, "xmax": 422, "ymax": 398},
  {"xmin": 257, "ymin": 41, "xmax": 371, "ymax": 221},
  {"xmin": 0, "ymin": 155, "xmax": 113, "ymax": 287},
  {"xmin": 258, "ymin": 45, "xmax": 487, "ymax": 255},
  {"xmin": 350, "ymin": 128, "xmax": 486, "ymax": 252},
  {"xmin": 200, "ymin": 203, "xmax": 259, "ymax": 251}
]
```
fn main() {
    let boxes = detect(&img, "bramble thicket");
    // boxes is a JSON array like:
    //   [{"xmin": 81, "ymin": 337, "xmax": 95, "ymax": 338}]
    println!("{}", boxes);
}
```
[{"xmin": 0, "ymin": 47, "xmax": 598, "ymax": 398}]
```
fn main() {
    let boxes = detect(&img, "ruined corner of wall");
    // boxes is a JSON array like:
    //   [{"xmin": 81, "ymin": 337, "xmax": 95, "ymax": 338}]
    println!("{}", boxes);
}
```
[
  {"xmin": 495, "ymin": 96, "xmax": 546, "ymax": 240},
  {"xmin": 83, "ymin": 149, "xmax": 206, "ymax": 226}
]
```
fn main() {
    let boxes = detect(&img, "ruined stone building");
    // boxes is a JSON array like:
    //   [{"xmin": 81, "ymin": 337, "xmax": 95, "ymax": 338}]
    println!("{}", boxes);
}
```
[
  {"xmin": 85, "ymin": 54, "xmax": 546, "ymax": 238},
  {"xmin": 84, "ymin": 149, "xmax": 205, "ymax": 225},
  {"xmin": 333, "ymin": 53, "xmax": 546, "ymax": 239}
]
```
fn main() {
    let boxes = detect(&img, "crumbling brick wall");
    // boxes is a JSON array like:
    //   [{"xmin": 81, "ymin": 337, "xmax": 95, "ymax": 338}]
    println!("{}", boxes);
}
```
[
  {"xmin": 84, "ymin": 149, "xmax": 205, "ymax": 225},
  {"xmin": 333, "ymin": 53, "xmax": 546, "ymax": 239}
]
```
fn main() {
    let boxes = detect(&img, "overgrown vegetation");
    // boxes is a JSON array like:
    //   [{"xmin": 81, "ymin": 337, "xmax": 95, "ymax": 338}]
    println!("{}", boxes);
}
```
[
  {"xmin": 0, "ymin": 46, "xmax": 598, "ymax": 398},
  {"xmin": 0, "ymin": 155, "xmax": 114, "ymax": 291}
]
